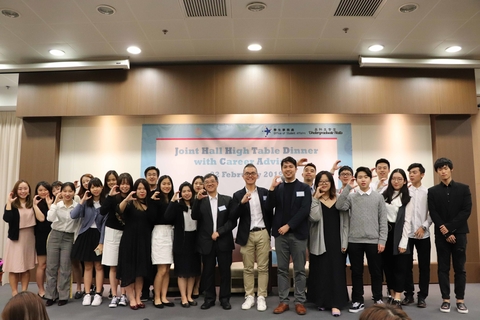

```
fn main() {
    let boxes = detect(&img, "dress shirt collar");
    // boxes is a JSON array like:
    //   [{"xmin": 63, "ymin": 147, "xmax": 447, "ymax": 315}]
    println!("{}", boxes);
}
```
[{"xmin": 358, "ymin": 188, "xmax": 372, "ymax": 195}]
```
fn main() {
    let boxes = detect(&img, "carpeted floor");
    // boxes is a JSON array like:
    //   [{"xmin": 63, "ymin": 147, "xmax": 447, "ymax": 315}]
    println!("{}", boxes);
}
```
[{"xmin": 0, "ymin": 283, "xmax": 478, "ymax": 320}]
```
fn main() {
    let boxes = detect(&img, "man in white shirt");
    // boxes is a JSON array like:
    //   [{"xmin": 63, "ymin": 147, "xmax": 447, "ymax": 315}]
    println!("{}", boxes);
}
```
[
  {"xmin": 232, "ymin": 164, "xmax": 272, "ymax": 311},
  {"xmin": 302, "ymin": 163, "xmax": 316, "ymax": 195},
  {"xmin": 370, "ymin": 158, "xmax": 390, "ymax": 193},
  {"xmin": 402, "ymin": 163, "xmax": 432, "ymax": 308}
]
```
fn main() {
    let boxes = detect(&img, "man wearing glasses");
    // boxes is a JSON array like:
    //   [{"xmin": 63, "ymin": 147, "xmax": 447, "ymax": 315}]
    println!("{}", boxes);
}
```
[
  {"xmin": 232, "ymin": 164, "xmax": 272, "ymax": 311},
  {"xmin": 192, "ymin": 173, "xmax": 236, "ymax": 310}
]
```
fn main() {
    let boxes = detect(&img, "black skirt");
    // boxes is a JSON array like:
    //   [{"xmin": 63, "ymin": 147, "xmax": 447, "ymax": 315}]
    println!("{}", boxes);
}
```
[
  {"xmin": 71, "ymin": 228, "xmax": 102, "ymax": 262},
  {"xmin": 173, "ymin": 231, "xmax": 201, "ymax": 278}
]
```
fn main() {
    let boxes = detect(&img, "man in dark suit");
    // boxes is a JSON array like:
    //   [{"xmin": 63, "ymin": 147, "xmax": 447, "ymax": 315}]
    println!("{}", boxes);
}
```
[
  {"xmin": 191, "ymin": 173, "xmax": 236, "ymax": 310},
  {"xmin": 428, "ymin": 157, "xmax": 472, "ymax": 314},
  {"xmin": 232, "ymin": 164, "xmax": 273, "ymax": 312},
  {"xmin": 266, "ymin": 156, "xmax": 312, "ymax": 315}
]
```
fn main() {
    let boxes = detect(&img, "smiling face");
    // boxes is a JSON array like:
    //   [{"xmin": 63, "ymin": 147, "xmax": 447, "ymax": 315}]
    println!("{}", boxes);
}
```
[
  {"xmin": 62, "ymin": 185, "xmax": 75, "ymax": 202},
  {"xmin": 89, "ymin": 184, "xmax": 103, "ymax": 199},
  {"xmin": 135, "ymin": 183, "xmax": 148, "ymax": 200},
  {"xmin": 37, "ymin": 185, "xmax": 50, "ymax": 199},
  {"xmin": 243, "ymin": 166, "xmax": 258, "ymax": 186},
  {"xmin": 281, "ymin": 161, "xmax": 297, "ymax": 182},
  {"xmin": 16, "ymin": 182, "xmax": 30, "ymax": 200},
  {"xmin": 204, "ymin": 176, "xmax": 218, "ymax": 195},
  {"xmin": 316, "ymin": 174, "xmax": 331, "ymax": 193},
  {"xmin": 302, "ymin": 166, "xmax": 316, "ymax": 185},
  {"xmin": 160, "ymin": 178, "xmax": 172, "ymax": 195},
  {"xmin": 193, "ymin": 178, "xmax": 204, "ymax": 193},
  {"xmin": 376, "ymin": 162, "xmax": 390, "ymax": 180},
  {"xmin": 339, "ymin": 169, "xmax": 353, "ymax": 186},
  {"xmin": 145, "ymin": 169, "xmax": 158, "ymax": 189},
  {"xmin": 106, "ymin": 174, "xmax": 117, "ymax": 189},
  {"xmin": 390, "ymin": 172, "xmax": 406, "ymax": 191},
  {"xmin": 181, "ymin": 185, "xmax": 193, "ymax": 201},
  {"xmin": 119, "ymin": 179, "xmax": 131, "ymax": 195},
  {"xmin": 81, "ymin": 176, "xmax": 91, "ymax": 189}
]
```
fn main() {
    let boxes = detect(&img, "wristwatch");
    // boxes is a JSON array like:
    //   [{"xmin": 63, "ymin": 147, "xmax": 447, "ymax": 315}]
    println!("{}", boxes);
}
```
[{"xmin": 422, "ymin": 226, "xmax": 427, "ymax": 231}]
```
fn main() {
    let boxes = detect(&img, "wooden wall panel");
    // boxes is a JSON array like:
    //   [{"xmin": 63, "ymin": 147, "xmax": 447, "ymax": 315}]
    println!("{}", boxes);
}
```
[
  {"xmin": 430, "ymin": 115, "xmax": 479, "ymax": 283},
  {"xmin": 19, "ymin": 117, "xmax": 60, "ymax": 184},
  {"xmin": 16, "ymin": 64, "xmax": 478, "ymax": 117}
]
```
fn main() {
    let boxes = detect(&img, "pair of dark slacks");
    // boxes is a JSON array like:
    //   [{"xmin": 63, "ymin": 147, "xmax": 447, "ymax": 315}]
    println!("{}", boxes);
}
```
[
  {"xmin": 404, "ymin": 237, "xmax": 431, "ymax": 299},
  {"xmin": 435, "ymin": 233, "xmax": 467, "ymax": 300},
  {"xmin": 348, "ymin": 242, "xmax": 383, "ymax": 303},
  {"xmin": 201, "ymin": 242, "xmax": 232, "ymax": 303}
]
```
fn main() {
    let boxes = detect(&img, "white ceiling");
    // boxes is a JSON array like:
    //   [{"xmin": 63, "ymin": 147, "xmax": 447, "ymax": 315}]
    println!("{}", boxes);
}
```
[{"xmin": 1, "ymin": 0, "xmax": 480, "ymax": 109}]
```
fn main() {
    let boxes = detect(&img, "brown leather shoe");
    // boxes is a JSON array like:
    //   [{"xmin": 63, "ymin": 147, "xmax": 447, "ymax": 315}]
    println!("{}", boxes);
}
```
[
  {"xmin": 295, "ymin": 303, "xmax": 307, "ymax": 315},
  {"xmin": 273, "ymin": 303, "xmax": 289, "ymax": 314}
]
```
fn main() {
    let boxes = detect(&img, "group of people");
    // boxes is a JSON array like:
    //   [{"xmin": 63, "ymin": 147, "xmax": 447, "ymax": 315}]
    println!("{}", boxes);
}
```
[{"xmin": 1, "ymin": 155, "xmax": 471, "ymax": 317}]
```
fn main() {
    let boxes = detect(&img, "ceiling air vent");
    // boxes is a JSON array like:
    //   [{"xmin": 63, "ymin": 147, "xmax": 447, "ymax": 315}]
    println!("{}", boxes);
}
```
[
  {"xmin": 334, "ymin": 0, "xmax": 384, "ymax": 17},
  {"xmin": 183, "ymin": 0, "xmax": 227, "ymax": 17}
]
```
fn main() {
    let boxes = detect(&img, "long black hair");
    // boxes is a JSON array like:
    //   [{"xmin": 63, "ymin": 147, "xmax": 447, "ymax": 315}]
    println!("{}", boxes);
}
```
[
  {"xmin": 178, "ymin": 182, "xmax": 194, "ymax": 212},
  {"xmin": 156, "ymin": 175, "xmax": 174, "ymax": 204},
  {"xmin": 34, "ymin": 181, "xmax": 52, "ymax": 213},
  {"xmin": 85, "ymin": 177, "xmax": 105, "ymax": 207},
  {"xmin": 382, "ymin": 168, "xmax": 410, "ymax": 206},
  {"xmin": 314, "ymin": 171, "xmax": 336, "ymax": 200}
]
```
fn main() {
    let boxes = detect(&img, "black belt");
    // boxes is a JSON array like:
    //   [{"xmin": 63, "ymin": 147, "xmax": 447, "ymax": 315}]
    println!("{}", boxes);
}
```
[{"xmin": 250, "ymin": 227, "xmax": 266, "ymax": 232}]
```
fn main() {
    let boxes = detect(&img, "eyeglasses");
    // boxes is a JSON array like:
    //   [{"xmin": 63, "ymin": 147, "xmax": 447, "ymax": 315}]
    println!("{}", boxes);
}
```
[
  {"xmin": 243, "ymin": 172, "xmax": 257, "ymax": 176},
  {"xmin": 391, "ymin": 178, "xmax": 404, "ymax": 182},
  {"xmin": 340, "ymin": 173, "xmax": 352, "ymax": 177},
  {"xmin": 318, "ymin": 180, "xmax": 330, "ymax": 185}
]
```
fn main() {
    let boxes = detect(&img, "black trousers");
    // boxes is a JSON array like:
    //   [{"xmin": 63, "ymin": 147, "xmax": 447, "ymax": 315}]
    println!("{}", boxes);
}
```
[
  {"xmin": 381, "ymin": 225, "xmax": 410, "ymax": 294},
  {"xmin": 404, "ymin": 237, "xmax": 431, "ymax": 299},
  {"xmin": 201, "ymin": 243, "xmax": 232, "ymax": 303},
  {"xmin": 348, "ymin": 243, "xmax": 383, "ymax": 303},
  {"xmin": 435, "ymin": 233, "xmax": 467, "ymax": 300}
]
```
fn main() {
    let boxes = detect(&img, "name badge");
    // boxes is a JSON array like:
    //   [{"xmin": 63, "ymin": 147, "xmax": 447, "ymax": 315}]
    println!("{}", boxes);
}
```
[
  {"xmin": 296, "ymin": 191, "xmax": 305, "ymax": 197},
  {"xmin": 263, "ymin": 196, "xmax": 267, "ymax": 201},
  {"xmin": 218, "ymin": 205, "xmax": 227, "ymax": 211}
]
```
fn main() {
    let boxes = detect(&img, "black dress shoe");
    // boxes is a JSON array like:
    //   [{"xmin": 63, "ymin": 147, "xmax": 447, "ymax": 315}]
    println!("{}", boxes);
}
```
[
  {"xmin": 162, "ymin": 301, "xmax": 175, "ymax": 307},
  {"xmin": 181, "ymin": 302, "xmax": 190, "ymax": 308},
  {"xmin": 192, "ymin": 294, "xmax": 200, "ymax": 299},
  {"xmin": 58, "ymin": 300, "xmax": 68, "ymax": 306},
  {"xmin": 221, "ymin": 301, "xmax": 232, "ymax": 310},
  {"xmin": 154, "ymin": 302, "xmax": 164, "ymax": 308},
  {"xmin": 188, "ymin": 300, "xmax": 198, "ymax": 306},
  {"xmin": 74, "ymin": 291, "xmax": 84, "ymax": 299},
  {"xmin": 45, "ymin": 299, "xmax": 56, "ymax": 307},
  {"xmin": 201, "ymin": 301, "xmax": 215, "ymax": 310}
]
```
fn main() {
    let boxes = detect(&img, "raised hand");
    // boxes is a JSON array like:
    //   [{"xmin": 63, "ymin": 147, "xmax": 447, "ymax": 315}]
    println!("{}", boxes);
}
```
[
  {"xmin": 313, "ymin": 187, "xmax": 325, "ymax": 200},
  {"xmin": 7, "ymin": 192, "xmax": 17, "ymax": 203},
  {"xmin": 196, "ymin": 189, "xmax": 208, "ymax": 200},
  {"xmin": 270, "ymin": 175, "xmax": 282, "ymax": 190},
  {"xmin": 297, "ymin": 158, "xmax": 308, "ymax": 167},
  {"xmin": 171, "ymin": 191, "xmax": 181, "ymax": 202},
  {"xmin": 125, "ymin": 191, "xmax": 136, "ymax": 201},
  {"xmin": 241, "ymin": 192, "xmax": 252, "ymax": 204},
  {"xmin": 371, "ymin": 167, "xmax": 378, "ymax": 179},
  {"xmin": 33, "ymin": 195, "xmax": 42, "ymax": 206},
  {"xmin": 109, "ymin": 185, "xmax": 120, "ymax": 196},
  {"xmin": 81, "ymin": 190, "xmax": 92, "ymax": 204},
  {"xmin": 151, "ymin": 191, "xmax": 161, "ymax": 200},
  {"xmin": 54, "ymin": 192, "xmax": 63, "ymax": 204},
  {"xmin": 348, "ymin": 177, "xmax": 357, "ymax": 189},
  {"xmin": 330, "ymin": 160, "xmax": 342, "ymax": 173}
]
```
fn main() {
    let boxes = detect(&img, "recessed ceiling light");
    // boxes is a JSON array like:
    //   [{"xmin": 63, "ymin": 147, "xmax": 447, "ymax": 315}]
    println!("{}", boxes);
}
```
[
  {"xmin": 49, "ymin": 49, "xmax": 65, "ymax": 56},
  {"xmin": 127, "ymin": 46, "xmax": 141, "ymax": 54},
  {"xmin": 1, "ymin": 9, "xmax": 20, "ymax": 18},
  {"xmin": 445, "ymin": 46, "xmax": 462, "ymax": 53},
  {"xmin": 96, "ymin": 5, "xmax": 116, "ymax": 15},
  {"xmin": 399, "ymin": 3, "xmax": 419, "ymax": 13},
  {"xmin": 248, "ymin": 44, "xmax": 262, "ymax": 51},
  {"xmin": 246, "ymin": 2, "xmax": 267, "ymax": 12},
  {"xmin": 368, "ymin": 44, "xmax": 384, "ymax": 52}
]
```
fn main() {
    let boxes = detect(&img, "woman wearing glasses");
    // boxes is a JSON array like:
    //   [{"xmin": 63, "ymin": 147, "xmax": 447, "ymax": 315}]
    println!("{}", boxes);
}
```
[
  {"xmin": 307, "ymin": 171, "xmax": 349, "ymax": 317},
  {"xmin": 381, "ymin": 169, "xmax": 412, "ymax": 308}
]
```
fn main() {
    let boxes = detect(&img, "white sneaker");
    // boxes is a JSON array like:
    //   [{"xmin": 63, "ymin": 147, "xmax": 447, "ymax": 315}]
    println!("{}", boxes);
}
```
[
  {"xmin": 375, "ymin": 299, "xmax": 384, "ymax": 304},
  {"xmin": 257, "ymin": 296, "xmax": 267, "ymax": 311},
  {"xmin": 118, "ymin": 294, "xmax": 127, "ymax": 306},
  {"xmin": 109, "ymin": 296, "xmax": 119, "ymax": 308},
  {"xmin": 82, "ymin": 293, "xmax": 92, "ymax": 306},
  {"xmin": 241, "ymin": 295, "xmax": 255, "ymax": 310},
  {"xmin": 91, "ymin": 294, "xmax": 102, "ymax": 306}
]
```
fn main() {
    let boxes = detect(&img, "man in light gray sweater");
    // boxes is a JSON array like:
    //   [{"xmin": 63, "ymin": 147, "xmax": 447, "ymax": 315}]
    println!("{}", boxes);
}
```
[{"xmin": 336, "ymin": 166, "xmax": 388, "ymax": 313}]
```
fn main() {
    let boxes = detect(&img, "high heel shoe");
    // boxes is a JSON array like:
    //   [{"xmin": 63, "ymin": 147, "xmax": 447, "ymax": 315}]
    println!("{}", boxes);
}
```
[
  {"xmin": 137, "ymin": 302, "xmax": 145, "ymax": 308},
  {"xmin": 130, "ymin": 304, "xmax": 138, "ymax": 310}
]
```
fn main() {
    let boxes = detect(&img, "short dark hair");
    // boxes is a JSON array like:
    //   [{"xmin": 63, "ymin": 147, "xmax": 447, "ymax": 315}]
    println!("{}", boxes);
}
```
[
  {"xmin": 355, "ymin": 166, "xmax": 372, "ymax": 179},
  {"xmin": 243, "ymin": 163, "xmax": 257, "ymax": 171},
  {"xmin": 407, "ymin": 163, "xmax": 425, "ymax": 174},
  {"xmin": 338, "ymin": 165, "xmax": 353, "ymax": 176},
  {"xmin": 303, "ymin": 163, "xmax": 316, "ymax": 172},
  {"xmin": 51, "ymin": 180, "xmax": 62, "ymax": 188},
  {"xmin": 281, "ymin": 156, "xmax": 297, "ymax": 168},
  {"xmin": 144, "ymin": 166, "xmax": 159, "ymax": 177},
  {"xmin": 204, "ymin": 173, "xmax": 218, "ymax": 182},
  {"xmin": 375, "ymin": 158, "xmax": 390, "ymax": 169},
  {"xmin": 434, "ymin": 157, "xmax": 453, "ymax": 171}
]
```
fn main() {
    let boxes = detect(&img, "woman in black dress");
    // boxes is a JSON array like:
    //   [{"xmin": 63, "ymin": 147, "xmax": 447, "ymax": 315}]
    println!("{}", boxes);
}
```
[
  {"xmin": 165, "ymin": 182, "xmax": 201, "ymax": 307},
  {"xmin": 307, "ymin": 171, "xmax": 349, "ymax": 317},
  {"xmin": 34, "ymin": 181, "xmax": 53, "ymax": 298},
  {"xmin": 116, "ymin": 178, "xmax": 154, "ymax": 310}
]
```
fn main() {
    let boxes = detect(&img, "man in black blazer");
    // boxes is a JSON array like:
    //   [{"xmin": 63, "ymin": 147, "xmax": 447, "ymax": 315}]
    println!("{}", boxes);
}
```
[
  {"xmin": 428, "ymin": 157, "xmax": 472, "ymax": 314},
  {"xmin": 191, "ymin": 173, "xmax": 236, "ymax": 310},
  {"xmin": 266, "ymin": 157, "xmax": 312, "ymax": 315},
  {"xmin": 232, "ymin": 164, "xmax": 273, "ymax": 312}
]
